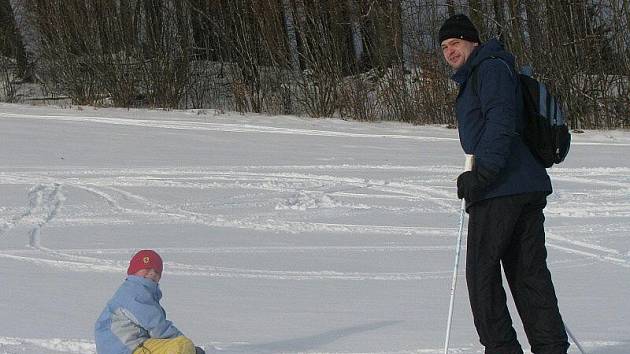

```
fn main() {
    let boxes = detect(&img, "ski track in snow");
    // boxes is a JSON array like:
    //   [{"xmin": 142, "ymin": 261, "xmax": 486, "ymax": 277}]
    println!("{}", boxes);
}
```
[
  {"xmin": 1, "ymin": 111, "xmax": 630, "ymax": 354},
  {"xmin": 0, "ymin": 112, "xmax": 460, "ymax": 143},
  {"xmin": 1, "ymin": 165, "xmax": 629, "ymax": 279},
  {"xmin": 0, "ymin": 336, "xmax": 95, "ymax": 354},
  {"xmin": 0, "ymin": 166, "xmax": 459, "ymax": 281},
  {"xmin": 2, "ymin": 111, "xmax": 630, "ymax": 147},
  {"xmin": 0, "ymin": 335, "xmax": 621, "ymax": 354}
]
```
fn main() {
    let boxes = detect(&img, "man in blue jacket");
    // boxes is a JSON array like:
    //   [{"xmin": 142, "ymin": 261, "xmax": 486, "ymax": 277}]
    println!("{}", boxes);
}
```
[
  {"xmin": 95, "ymin": 250, "xmax": 204, "ymax": 354},
  {"xmin": 439, "ymin": 14, "xmax": 569, "ymax": 354}
]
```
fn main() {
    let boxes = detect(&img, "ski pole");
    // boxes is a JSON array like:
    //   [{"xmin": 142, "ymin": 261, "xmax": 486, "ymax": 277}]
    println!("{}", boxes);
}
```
[
  {"xmin": 565, "ymin": 322, "xmax": 587, "ymax": 354},
  {"xmin": 443, "ymin": 154, "xmax": 474, "ymax": 354}
]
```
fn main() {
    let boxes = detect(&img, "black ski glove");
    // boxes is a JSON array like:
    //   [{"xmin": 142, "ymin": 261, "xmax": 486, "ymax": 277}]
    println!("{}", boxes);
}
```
[{"xmin": 457, "ymin": 164, "xmax": 498, "ymax": 202}]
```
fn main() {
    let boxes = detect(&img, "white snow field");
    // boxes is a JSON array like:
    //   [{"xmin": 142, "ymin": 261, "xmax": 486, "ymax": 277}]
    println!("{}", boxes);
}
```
[{"xmin": 1, "ymin": 103, "xmax": 629, "ymax": 354}]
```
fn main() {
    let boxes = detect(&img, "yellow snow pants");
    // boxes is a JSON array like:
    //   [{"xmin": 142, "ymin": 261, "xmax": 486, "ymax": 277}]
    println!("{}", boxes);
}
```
[{"xmin": 133, "ymin": 336, "xmax": 195, "ymax": 354}]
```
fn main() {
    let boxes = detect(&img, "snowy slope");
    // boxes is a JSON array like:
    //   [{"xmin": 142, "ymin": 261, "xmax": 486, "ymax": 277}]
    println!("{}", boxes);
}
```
[{"xmin": 1, "ymin": 103, "xmax": 629, "ymax": 354}]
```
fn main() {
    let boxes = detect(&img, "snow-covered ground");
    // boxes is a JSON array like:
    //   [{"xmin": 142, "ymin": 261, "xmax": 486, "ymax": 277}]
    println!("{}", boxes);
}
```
[{"xmin": 1, "ymin": 103, "xmax": 629, "ymax": 354}]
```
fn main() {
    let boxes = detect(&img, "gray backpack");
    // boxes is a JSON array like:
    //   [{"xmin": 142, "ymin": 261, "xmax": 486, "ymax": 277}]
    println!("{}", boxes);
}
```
[{"xmin": 471, "ymin": 59, "xmax": 571, "ymax": 168}]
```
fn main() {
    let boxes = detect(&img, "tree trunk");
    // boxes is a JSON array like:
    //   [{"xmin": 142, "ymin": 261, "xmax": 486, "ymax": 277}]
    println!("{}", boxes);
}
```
[
  {"xmin": 492, "ymin": 0, "xmax": 505, "ymax": 41},
  {"xmin": 446, "ymin": 0, "xmax": 456, "ymax": 17},
  {"xmin": 281, "ymin": 0, "xmax": 301, "ymax": 73},
  {"xmin": 468, "ymin": 0, "xmax": 484, "ymax": 37},
  {"xmin": 400, "ymin": 0, "xmax": 416, "ymax": 71},
  {"xmin": 506, "ymin": 0, "xmax": 526, "ymax": 67},
  {"xmin": 523, "ymin": 0, "xmax": 544, "ymax": 68},
  {"xmin": 1, "ymin": 0, "xmax": 31, "ymax": 81},
  {"xmin": 347, "ymin": 0, "xmax": 364, "ymax": 70}
]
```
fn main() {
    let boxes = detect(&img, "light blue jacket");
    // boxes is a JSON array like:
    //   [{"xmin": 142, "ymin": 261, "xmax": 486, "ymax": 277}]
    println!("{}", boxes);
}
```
[{"xmin": 94, "ymin": 276, "xmax": 183, "ymax": 354}]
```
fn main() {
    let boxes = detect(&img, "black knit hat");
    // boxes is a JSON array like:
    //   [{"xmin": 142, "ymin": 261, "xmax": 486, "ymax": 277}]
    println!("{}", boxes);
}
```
[{"xmin": 439, "ymin": 14, "xmax": 480, "ymax": 44}]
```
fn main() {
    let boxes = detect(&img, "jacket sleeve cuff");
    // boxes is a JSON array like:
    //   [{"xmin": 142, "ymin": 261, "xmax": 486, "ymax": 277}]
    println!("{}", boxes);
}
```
[{"xmin": 474, "ymin": 160, "xmax": 499, "ymax": 188}]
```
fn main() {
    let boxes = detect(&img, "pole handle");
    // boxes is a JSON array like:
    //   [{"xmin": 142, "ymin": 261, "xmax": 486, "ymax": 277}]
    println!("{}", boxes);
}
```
[{"xmin": 464, "ymin": 154, "xmax": 474, "ymax": 172}]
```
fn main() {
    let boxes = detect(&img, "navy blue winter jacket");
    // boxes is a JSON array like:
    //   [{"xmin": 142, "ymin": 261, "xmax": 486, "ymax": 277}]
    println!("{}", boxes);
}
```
[{"xmin": 452, "ymin": 39, "xmax": 551, "ymax": 201}]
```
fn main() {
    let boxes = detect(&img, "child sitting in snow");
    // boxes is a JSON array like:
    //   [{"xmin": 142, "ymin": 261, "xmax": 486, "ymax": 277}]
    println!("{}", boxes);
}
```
[{"xmin": 95, "ymin": 249, "xmax": 204, "ymax": 354}]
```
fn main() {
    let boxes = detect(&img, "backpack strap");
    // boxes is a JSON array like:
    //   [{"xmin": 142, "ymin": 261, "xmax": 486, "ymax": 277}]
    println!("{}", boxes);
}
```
[{"xmin": 469, "ymin": 55, "xmax": 514, "ymax": 97}]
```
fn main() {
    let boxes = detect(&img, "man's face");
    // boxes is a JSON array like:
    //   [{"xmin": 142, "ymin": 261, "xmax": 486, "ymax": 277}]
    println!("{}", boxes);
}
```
[{"xmin": 441, "ymin": 38, "xmax": 478, "ymax": 70}]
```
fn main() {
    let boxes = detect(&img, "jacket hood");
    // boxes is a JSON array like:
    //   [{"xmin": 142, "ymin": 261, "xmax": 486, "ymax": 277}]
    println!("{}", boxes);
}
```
[
  {"xmin": 126, "ymin": 275, "xmax": 162, "ymax": 300},
  {"xmin": 452, "ymin": 38, "xmax": 515, "ymax": 84}
]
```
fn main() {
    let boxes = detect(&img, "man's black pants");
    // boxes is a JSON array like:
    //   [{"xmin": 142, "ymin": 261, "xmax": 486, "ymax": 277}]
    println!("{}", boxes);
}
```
[{"xmin": 466, "ymin": 192, "xmax": 569, "ymax": 354}]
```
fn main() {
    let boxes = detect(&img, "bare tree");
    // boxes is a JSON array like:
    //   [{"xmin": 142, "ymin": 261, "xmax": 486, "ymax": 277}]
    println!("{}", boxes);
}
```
[
  {"xmin": 281, "ymin": 0, "xmax": 301, "ymax": 74},
  {"xmin": 0, "ymin": 0, "xmax": 30, "ymax": 82},
  {"xmin": 5, "ymin": 0, "xmax": 627, "ymax": 127}
]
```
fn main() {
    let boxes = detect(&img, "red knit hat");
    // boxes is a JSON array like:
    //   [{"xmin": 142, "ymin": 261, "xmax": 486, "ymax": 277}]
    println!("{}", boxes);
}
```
[{"xmin": 127, "ymin": 249, "xmax": 163, "ymax": 275}]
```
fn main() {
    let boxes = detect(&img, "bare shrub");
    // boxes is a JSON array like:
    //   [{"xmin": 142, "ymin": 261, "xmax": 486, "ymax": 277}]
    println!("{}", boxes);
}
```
[
  {"xmin": 6, "ymin": 0, "xmax": 627, "ymax": 127},
  {"xmin": 0, "ymin": 56, "xmax": 17, "ymax": 101},
  {"xmin": 26, "ymin": 0, "xmax": 191, "ymax": 108},
  {"xmin": 338, "ymin": 75, "xmax": 379, "ymax": 122}
]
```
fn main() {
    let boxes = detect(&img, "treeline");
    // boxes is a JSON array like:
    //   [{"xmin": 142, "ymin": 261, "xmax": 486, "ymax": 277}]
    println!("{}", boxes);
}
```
[{"xmin": 0, "ymin": 0, "xmax": 628, "ymax": 128}]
